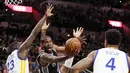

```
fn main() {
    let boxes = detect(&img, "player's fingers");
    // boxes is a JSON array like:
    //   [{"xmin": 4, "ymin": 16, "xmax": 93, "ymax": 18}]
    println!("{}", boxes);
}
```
[
  {"xmin": 47, "ymin": 4, "xmax": 52, "ymax": 10},
  {"xmin": 73, "ymin": 29, "xmax": 75, "ymax": 33},
  {"xmin": 50, "ymin": 6, "xmax": 54, "ymax": 11},
  {"xmin": 47, "ymin": 23, "xmax": 50, "ymax": 27},
  {"xmin": 76, "ymin": 27, "xmax": 79, "ymax": 32},
  {"xmin": 73, "ymin": 49, "xmax": 79, "ymax": 55},
  {"xmin": 49, "ymin": 4, "xmax": 53, "ymax": 10},
  {"xmin": 81, "ymin": 36, "xmax": 85, "ymax": 38},
  {"xmin": 83, "ymin": 41, "xmax": 87, "ymax": 45},
  {"xmin": 81, "ymin": 36, "xmax": 86, "ymax": 40},
  {"xmin": 79, "ymin": 27, "xmax": 83, "ymax": 33},
  {"xmin": 44, "ymin": 20, "xmax": 47, "ymax": 24},
  {"xmin": 79, "ymin": 27, "xmax": 82, "ymax": 31},
  {"xmin": 81, "ymin": 27, "xmax": 84, "ymax": 32},
  {"xmin": 83, "ymin": 38, "xmax": 87, "ymax": 41}
]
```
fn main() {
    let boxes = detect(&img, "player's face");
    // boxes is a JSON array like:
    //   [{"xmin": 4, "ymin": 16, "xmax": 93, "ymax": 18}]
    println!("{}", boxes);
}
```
[{"xmin": 43, "ymin": 37, "xmax": 53, "ymax": 52}]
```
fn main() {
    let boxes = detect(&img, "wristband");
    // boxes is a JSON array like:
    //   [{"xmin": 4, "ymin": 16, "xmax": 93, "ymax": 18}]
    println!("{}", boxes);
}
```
[{"xmin": 64, "ymin": 57, "xmax": 74, "ymax": 68}]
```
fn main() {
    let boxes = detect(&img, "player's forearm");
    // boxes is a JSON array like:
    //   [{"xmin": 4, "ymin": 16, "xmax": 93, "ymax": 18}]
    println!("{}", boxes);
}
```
[
  {"xmin": 41, "ymin": 55, "xmax": 70, "ymax": 64},
  {"xmin": 41, "ymin": 29, "xmax": 46, "ymax": 41},
  {"xmin": 31, "ymin": 15, "xmax": 47, "ymax": 37},
  {"xmin": 53, "ymin": 44, "xmax": 65, "ymax": 53},
  {"xmin": 52, "ymin": 56, "xmax": 70, "ymax": 63}
]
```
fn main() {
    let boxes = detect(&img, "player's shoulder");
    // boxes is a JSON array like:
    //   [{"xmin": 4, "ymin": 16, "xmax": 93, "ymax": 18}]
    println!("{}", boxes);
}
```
[
  {"xmin": 98, "ymin": 48, "xmax": 107, "ymax": 51},
  {"xmin": 7, "ymin": 50, "xmax": 18, "ymax": 60},
  {"xmin": 88, "ymin": 50, "xmax": 97, "ymax": 57},
  {"xmin": 10, "ymin": 50, "xmax": 18, "ymax": 55},
  {"xmin": 98, "ymin": 47, "xmax": 127, "ymax": 55}
]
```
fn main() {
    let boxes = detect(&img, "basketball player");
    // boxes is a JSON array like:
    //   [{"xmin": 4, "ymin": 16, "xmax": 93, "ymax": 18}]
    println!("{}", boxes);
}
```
[
  {"xmin": 6, "ymin": 5, "xmax": 54, "ymax": 73},
  {"xmin": 69, "ymin": 29, "xmax": 130, "ymax": 73},
  {"xmin": 37, "ymin": 20, "xmax": 84, "ymax": 73}
]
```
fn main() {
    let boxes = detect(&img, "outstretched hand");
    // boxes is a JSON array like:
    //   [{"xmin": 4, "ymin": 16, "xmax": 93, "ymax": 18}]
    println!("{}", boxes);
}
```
[
  {"xmin": 73, "ymin": 27, "xmax": 84, "ymax": 38},
  {"xmin": 46, "ymin": 4, "xmax": 54, "ymax": 17},
  {"xmin": 42, "ymin": 20, "xmax": 50, "ymax": 31},
  {"xmin": 73, "ymin": 27, "xmax": 87, "ymax": 45}
]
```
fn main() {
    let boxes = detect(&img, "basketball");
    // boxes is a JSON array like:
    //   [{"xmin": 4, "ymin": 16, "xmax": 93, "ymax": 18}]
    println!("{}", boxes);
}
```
[{"xmin": 65, "ymin": 38, "xmax": 81, "ymax": 54}]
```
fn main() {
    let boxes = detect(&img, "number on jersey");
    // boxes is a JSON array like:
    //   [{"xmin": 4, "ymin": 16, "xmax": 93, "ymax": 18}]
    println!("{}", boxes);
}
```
[
  {"xmin": 105, "ymin": 58, "xmax": 116, "ymax": 70},
  {"xmin": 7, "ymin": 60, "xmax": 14, "ymax": 71}
]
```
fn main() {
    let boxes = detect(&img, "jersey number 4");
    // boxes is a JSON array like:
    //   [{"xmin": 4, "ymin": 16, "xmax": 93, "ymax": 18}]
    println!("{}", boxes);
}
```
[
  {"xmin": 8, "ymin": 60, "xmax": 14, "ymax": 71},
  {"xmin": 105, "ymin": 58, "xmax": 116, "ymax": 70}
]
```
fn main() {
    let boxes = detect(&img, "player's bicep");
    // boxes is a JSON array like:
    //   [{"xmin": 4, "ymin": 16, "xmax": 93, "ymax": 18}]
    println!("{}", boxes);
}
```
[
  {"xmin": 40, "ymin": 53, "xmax": 57, "ymax": 63},
  {"xmin": 71, "ymin": 51, "xmax": 96, "ymax": 72}
]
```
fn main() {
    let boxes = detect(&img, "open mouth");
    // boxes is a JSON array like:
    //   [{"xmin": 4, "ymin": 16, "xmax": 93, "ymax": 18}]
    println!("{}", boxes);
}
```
[{"xmin": 48, "ymin": 48, "xmax": 52, "ymax": 52}]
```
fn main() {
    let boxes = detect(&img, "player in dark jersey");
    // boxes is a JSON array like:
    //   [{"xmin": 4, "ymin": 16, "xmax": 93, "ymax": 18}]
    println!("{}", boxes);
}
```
[{"xmin": 37, "ymin": 20, "xmax": 84, "ymax": 73}]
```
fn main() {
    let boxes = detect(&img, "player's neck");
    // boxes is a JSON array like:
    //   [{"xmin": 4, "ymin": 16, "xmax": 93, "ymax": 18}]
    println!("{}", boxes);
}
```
[{"xmin": 106, "ymin": 45, "xmax": 119, "ymax": 49}]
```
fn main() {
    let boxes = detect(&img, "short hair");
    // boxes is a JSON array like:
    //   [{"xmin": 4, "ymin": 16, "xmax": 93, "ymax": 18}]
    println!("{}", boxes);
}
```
[
  {"xmin": 41, "ymin": 36, "xmax": 52, "ymax": 43},
  {"xmin": 105, "ymin": 29, "xmax": 122, "ymax": 45},
  {"xmin": 7, "ymin": 42, "xmax": 22, "ymax": 54}
]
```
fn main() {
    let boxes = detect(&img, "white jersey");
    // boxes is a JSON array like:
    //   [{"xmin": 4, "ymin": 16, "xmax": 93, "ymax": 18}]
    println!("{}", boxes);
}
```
[
  {"xmin": 6, "ymin": 50, "xmax": 29, "ymax": 73},
  {"xmin": 93, "ymin": 48, "xmax": 129, "ymax": 73}
]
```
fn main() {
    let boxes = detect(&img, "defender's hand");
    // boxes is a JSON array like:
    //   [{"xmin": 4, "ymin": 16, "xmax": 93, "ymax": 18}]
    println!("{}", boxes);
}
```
[
  {"xmin": 73, "ymin": 27, "xmax": 84, "ymax": 38},
  {"xmin": 46, "ymin": 4, "xmax": 54, "ymax": 17},
  {"xmin": 41, "ymin": 20, "xmax": 50, "ymax": 31},
  {"xmin": 78, "ymin": 36, "xmax": 87, "ymax": 45}
]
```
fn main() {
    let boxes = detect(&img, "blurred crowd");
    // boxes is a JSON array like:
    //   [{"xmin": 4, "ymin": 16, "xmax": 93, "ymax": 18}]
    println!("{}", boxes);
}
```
[
  {"xmin": 58, "ymin": 0, "xmax": 124, "ymax": 8},
  {"xmin": 51, "ymin": 4, "xmax": 130, "ymax": 29}
]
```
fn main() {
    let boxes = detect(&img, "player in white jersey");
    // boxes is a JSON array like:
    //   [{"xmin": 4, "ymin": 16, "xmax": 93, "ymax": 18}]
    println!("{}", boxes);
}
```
[
  {"xmin": 5, "ymin": 5, "xmax": 54, "ymax": 73},
  {"xmin": 6, "ymin": 50, "xmax": 29, "ymax": 73},
  {"xmin": 69, "ymin": 29, "xmax": 130, "ymax": 73}
]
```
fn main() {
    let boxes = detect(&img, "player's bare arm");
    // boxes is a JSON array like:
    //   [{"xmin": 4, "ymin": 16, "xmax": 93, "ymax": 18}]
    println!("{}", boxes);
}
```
[
  {"xmin": 39, "ymin": 52, "xmax": 71, "ymax": 64},
  {"xmin": 38, "ymin": 51, "xmax": 78, "ymax": 67},
  {"xmin": 70, "ymin": 50, "xmax": 96, "ymax": 73},
  {"xmin": 41, "ymin": 20, "xmax": 50, "ymax": 41},
  {"xmin": 18, "ymin": 5, "xmax": 54, "ymax": 59}
]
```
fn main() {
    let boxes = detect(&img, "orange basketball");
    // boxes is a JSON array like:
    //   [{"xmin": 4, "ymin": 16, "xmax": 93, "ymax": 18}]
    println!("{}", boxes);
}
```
[{"xmin": 65, "ymin": 38, "xmax": 81, "ymax": 54}]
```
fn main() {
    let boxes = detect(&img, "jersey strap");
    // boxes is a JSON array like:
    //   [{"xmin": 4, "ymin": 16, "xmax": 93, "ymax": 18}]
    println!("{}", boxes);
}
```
[{"xmin": 93, "ymin": 50, "xmax": 99, "ymax": 65}]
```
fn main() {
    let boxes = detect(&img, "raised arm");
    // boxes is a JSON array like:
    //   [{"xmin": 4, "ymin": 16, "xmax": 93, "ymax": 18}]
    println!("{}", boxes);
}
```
[
  {"xmin": 18, "ymin": 5, "xmax": 54, "ymax": 59},
  {"xmin": 69, "ymin": 51, "xmax": 96, "ymax": 73},
  {"xmin": 40, "ymin": 20, "xmax": 50, "ymax": 41}
]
